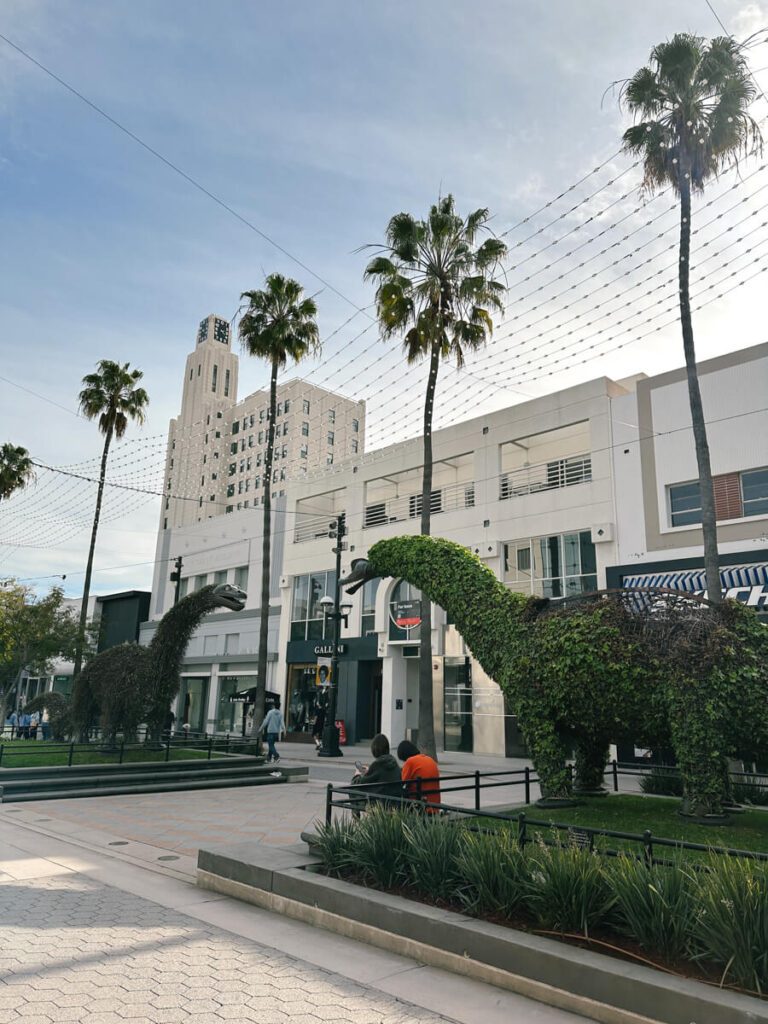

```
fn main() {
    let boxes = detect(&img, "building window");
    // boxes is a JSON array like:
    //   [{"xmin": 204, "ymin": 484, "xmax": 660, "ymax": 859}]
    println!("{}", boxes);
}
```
[
  {"xmin": 302, "ymin": 399, "xmax": 310, "ymax": 415},
  {"xmin": 329, "ymin": 409, "xmax": 335, "ymax": 424},
  {"xmin": 327, "ymin": 453, "xmax": 333, "ymax": 465},
  {"xmin": 290, "ymin": 570, "xmax": 337, "ymax": 641},
  {"xmin": 364, "ymin": 502, "xmax": 387, "ymax": 528},
  {"xmin": 277, "ymin": 402, "xmax": 282, "ymax": 416},
  {"xmin": 227, "ymin": 484, "xmax": 235, "ymax": 497},
  {"xmin": 351, "ymin": 440, "xmax": 358, "ymax": 453},
  {"xmin": 211, "ymin": 364, "xmax": 218, "ymax": 392},
  {"xmin": 352, "ymin": 418, "xmax": 359, "ymax": 433},
  {"xmin": 743, "ymin": 467, "xmax": 768, "ymax": 517},
  {"xmin": 328, "ymin": 431, "xmax": 334, "ymax": 446},
  {"xmin": 248, "ymin": 435, "xmax": 254, "ymax": 448},
  {"xmin": 302, "ymin": 421, "xmax": 309, "ymax": 436},
  {"xmin": 546, "ymin": 456, "xmax": 592, "ymax": 488},
  {"xmin": 224, "ymin": 368, "xmax": 230, "ymax": 397},
  {"xmin": 234, "ymin": 566, "xmax": 248, "ymax": 591},
  {"xmin": 283, "ymin": 421, "xmax": 289, "ymax": 435},
  {"xmin": 229, "ymin": 462, "xmax": 236, "ymax": 476},
  {"xmin": 362, "ymin": 578, "xmax": 379, "ymax": 636},
  {"xmin": 669, "ymin": 482, "xmax": 702, "ymax": 527},
  {"xmin": 260, "ymin": 410, "xmax": 265, "ymax": 423},
  {"xmin": 281, "ymin": 444, "xmax": 288, "ymax": 458},
  {"xmin": 254, "ymin": 475, "xmax": 260, "ymax": 488},
  {"xmin": 284, "ymin": 399, "xmax": 291, "ymax": 413},
  {"xmin": 258, "ymin": 431, "xmax": 264, "ymax": 444},
  {"xmin": 194, "ymin": 573, "xmax": 208, "ymax": 591},
  {"xmin": 250, "ymin": 414, "xmax": 255, "ymax": 427},
  {"xmin": 240, "ymin": 439, "xmax": 246, "ymax": 452},
  {"xmin": 409, "ymin": 491, "xmax": 442, "ymax": 518},
  {"xmin": 226, "ymin": 505, "xmax": 233, "ymax": 514},
  {"xmin": 214, "ymin": 570, "xmax": 227, "ymax": 585},
  {"xmin": 179, "ymin": 577, "xmax": 189, "ymax": 599},
  {"xmin": 230, "ymin": 442, "xmax": 237, "ymax": 455},
  {"xmin": 503, "ymin": 531, "xmax": 597, "ymax": 598},
  {"xmin": 300, "ymin": 445, "xmax": 308, "ymax": 459},
  {"xmin": 231, "ymin": 420, "xmax": 239, "ymax": 435},
  {"xmin": 280, "ymin": 468, "xmax": 286, "ymax": 481}
]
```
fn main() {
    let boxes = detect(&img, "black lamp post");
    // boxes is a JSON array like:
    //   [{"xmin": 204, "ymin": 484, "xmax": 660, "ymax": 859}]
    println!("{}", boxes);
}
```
[{"xmin": 318, "ymin": 513, "xmax": 351, "ymax": 758}]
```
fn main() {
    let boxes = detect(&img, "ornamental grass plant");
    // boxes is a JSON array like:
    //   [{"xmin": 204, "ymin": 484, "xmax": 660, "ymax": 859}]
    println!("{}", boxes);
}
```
[
  {"xmin": 454, "ymin": 827, "xmax": 529, "ymax": 917},
  {"xmin": 607, "ymin": 854, "xmax": 695, "ymax": 962},
  {"xmin": 526, "ymin": 836, "xmax": 615, "ymax": 938},
  {"xmin": 402, "ymin": 814, "xmax": 465, "ymax": 902},
  {"xmin": 352, "ymin": 802, "xmax": 416, "ymax": 889}
]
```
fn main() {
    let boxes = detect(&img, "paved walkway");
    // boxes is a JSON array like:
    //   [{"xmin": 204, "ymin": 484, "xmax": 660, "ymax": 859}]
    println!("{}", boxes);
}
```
[{"xmin": 0, "ymin": 799, "xmax": 589, "ymax": 1024}]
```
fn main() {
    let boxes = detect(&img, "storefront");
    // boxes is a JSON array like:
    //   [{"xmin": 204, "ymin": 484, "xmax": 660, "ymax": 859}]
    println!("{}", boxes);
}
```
[
  {"xmin": 606, "ymin": 551, "xmax": 768, "ymax": 621},
  {"xmin": 285, "ymin": 636, "xmax": 381, "ymax": 745}
]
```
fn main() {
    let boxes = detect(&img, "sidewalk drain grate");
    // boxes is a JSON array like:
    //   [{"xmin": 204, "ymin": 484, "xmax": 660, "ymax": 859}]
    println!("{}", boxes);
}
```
[
  {"xmin": 157, "ymin": 855, "xmax": 180, "ymax": 862},
  {"xmin": 108, "ymin": 841, "xmax": 129, "ymax": 846}
]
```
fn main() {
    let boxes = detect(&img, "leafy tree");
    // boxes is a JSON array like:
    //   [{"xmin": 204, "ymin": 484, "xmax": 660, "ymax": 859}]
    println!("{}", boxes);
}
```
[
  {"xmin": 73, "ymin": 360, "xmax": 149, "ymax": 677},
  {"xmin": 620, "ymin": 33, "xmax": 762, "ymax": 604},
  {"xmin": 364, "ymin": 196, "xmax": 507, "ymax": 758},
  {"xmin": 238, "ymin": 274, "xmax": 320, "ymax": 726},
  {"xmin": 0, "ymin": 443, "xmax": 34, "ymax": 500},
  {"xmin": 0, "ymin": 583, "xmax": 93, "ymax": 725}
]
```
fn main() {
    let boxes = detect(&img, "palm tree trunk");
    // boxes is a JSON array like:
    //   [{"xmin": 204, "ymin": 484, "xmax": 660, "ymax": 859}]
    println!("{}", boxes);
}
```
[
  {"xmin": 73, "ymin": 426, "xmax": 113, "ymax": 679},
  {"xmin": 254, "ymin": 358, "xmax": 278, "ymax": 730},
  {"xmin": 678, "ymin": 172, "xmax": 721, "ymax": 604},
  {"xmin": 417, "ymin": 342, "xmax": 440, "ymax": 760}
]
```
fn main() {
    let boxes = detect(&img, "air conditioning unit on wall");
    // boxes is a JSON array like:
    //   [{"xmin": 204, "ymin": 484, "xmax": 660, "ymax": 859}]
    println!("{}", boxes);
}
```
[
  {"xmin": 472, "ymin": 541, "xmax": 501, "ymax": 559},
  {"xmin": 591, "ymin": 523, "xmax": 615, "ymax": 543}
]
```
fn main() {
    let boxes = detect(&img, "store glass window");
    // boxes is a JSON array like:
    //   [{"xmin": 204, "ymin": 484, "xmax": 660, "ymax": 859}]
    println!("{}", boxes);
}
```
[
  {"xmin": 176, "ymin": 676, "xmax": 209, "ymax": 734},
  {"xmin": 234, "ymin": 565, "xmax": 249, "ymax": 590},
  {"xmin": 504, "ymin": 531, "xmax": 597, "ymax": 597},
  {"xmin": 742, "ymin": 467, "xmax": 768, "ymax": 517},
  {"xmin": 361, "ymin": 578, "xmax": 379, "ymax": 636},
  {"xmin": 443, "ymin": 657, "xmax": 472, "ymax": 752},
  {"xmin": 286, "ymin": 664, "xmax": 326, "ymax": 733},
  {"xmin": 290, "ymin": 570, "xmax": 337, "ymax": 640},
  {"xmin": 213, "ymin": 570, "xmax": 227, "ymax": 585}
]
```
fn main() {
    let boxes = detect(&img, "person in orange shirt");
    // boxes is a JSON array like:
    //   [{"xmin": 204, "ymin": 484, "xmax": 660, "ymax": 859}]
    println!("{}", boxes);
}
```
[{"xmin": 397, "ymin": 740, "xmax": 441, "ymax": 810}]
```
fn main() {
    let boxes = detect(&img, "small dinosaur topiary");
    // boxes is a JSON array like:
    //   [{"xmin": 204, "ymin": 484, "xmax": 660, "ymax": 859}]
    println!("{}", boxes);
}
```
[
  {"xmin": 71, "ymin": 583, "xmax": 246, "ymax": 745},
  {"xmin": 340, "ymin": 536, "xmax": 768, "ymax": 819}
]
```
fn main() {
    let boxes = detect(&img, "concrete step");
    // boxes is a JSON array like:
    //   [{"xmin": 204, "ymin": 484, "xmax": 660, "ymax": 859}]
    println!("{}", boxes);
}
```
[
  {"xmin": 1, "ymin": 771, "xmax": 290, "ymax": 803},
  {"xmin": 1, "ymin": 764, "xmax": 275, "ymax": 795}
]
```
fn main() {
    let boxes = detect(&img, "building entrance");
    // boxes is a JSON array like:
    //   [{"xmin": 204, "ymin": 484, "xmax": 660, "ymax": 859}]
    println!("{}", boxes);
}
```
[{"xmin": 443, "ymin": 656, "xmax": 472, "ymax": 752}]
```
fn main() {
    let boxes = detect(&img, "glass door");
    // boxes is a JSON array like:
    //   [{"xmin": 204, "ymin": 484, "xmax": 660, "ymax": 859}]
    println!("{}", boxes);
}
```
[{"xmin": 443, "ymin": 657, "xmax": 472, "ymax": 752}]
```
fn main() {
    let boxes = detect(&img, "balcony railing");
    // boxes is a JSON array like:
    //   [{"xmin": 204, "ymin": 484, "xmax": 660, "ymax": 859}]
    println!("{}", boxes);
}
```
[
  {"xmin": 499, "ymin": 455, "xmax": 591, "ymax": 501},
  {"xmin": 364, "ymin": 480, "xmax": 475, "ymax": 530},
  {"xmin": 294, "ymin": 512, "xmax": 345, "ymax": 544}
]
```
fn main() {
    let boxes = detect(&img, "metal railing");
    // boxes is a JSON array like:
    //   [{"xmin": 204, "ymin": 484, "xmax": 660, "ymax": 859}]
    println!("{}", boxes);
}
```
[
  {"xmin": 499, "ymin": 455, "xmax": 591, "ymax": 501},
  {"xmin": 294, "ymin": 512, "xmax": 346, "ymax": 544},
  {"xmin": 324, "ymin": 761, "xmax": 768, "ymax": 868},
  {"xmin": 363, "ymin": 480, "xmax": 475, "ymax": 530}
]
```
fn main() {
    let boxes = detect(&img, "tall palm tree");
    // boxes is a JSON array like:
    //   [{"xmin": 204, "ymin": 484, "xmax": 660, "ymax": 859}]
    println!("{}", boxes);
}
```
[
  {"xmin": 621, "ymin": 33, "xmax": 762, "ymax": 604},
  {"xmin": 73, "ymin": 360, "xmax": 149, "ymax": 678},
  {"xmin": 0, "ymin": 443, "xmax": 34, "ymax": 500},
  {"xmin": 364, "ymin": 195, "xmax": 507, "ymax": 758},
  {"xmin": 238, "ymin": 273, "xmax": 320, "ymax": 728}
]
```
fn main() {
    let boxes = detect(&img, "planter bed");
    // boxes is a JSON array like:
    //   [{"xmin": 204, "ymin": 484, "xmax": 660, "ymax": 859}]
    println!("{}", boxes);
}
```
[{"xmin": 197, "ymin": 840, "xmax": 768, "ymax": 1024}]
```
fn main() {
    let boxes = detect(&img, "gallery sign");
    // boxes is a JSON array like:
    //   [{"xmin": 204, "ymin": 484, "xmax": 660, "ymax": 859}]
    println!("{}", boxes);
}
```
[{"xmin": 313, "ymin": 643, "xmax": 346, "ymax": 655}]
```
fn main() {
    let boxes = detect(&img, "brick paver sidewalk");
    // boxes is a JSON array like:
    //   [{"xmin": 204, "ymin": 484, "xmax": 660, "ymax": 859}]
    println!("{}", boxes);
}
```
[{"xmin": 0, "ymin": 871, "xmax": 453, "ymax": 1024}]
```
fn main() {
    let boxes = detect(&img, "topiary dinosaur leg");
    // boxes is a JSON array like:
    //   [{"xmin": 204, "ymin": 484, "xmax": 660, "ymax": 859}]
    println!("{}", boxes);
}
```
[
  {"xmin": 516, "ymin": 705, "xmax": 574, "ymax": 804},
  {"xmin": 573, "ymin": 734, "xmax": 610, "ymax": 795}
]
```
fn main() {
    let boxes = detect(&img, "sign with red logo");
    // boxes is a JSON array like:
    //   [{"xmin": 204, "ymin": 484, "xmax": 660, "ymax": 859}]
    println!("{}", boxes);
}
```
[
  {"xmin": 335, "ymin": 719, "xmax": 347, "ymax": 745},
  {"xmin": 394, "ymin": 599, "xmax": 421, "ymax": 628}
]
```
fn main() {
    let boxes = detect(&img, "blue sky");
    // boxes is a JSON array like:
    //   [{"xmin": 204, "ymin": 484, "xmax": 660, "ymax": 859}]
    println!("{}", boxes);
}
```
[{"xmin": 1, "ymin": 0, "xmax": 767, "ymax": 595}]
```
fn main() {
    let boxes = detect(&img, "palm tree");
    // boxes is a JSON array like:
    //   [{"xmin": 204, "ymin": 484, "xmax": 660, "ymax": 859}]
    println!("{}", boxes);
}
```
[
  {"xmin": 238, "ymin": 273, "xmax": 320, "ymax": 728},
  {"xmin": 364, "ymin": 195, "xmax": 507, "ymax": 758},
  {"xmin": 73, "ymin": 360, "xmax": 149, "ymax": 678},
  {"xmin": 620, "ymin": 33, "xmax": 762, "ymax": 604},
  {"xmin": 0, "ymin": 443, "xmax": 34, "ymax": 500}
]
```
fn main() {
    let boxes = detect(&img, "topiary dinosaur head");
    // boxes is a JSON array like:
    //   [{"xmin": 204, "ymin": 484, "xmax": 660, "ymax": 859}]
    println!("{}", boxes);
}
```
[{"xmin": 211, "ymin": 582, "xmax": 247, "ymax": 611}]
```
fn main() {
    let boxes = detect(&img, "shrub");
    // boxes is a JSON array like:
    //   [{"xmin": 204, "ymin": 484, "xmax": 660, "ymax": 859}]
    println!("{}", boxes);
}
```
[
  {"xmin": 688, "ymin": 853, "xmax": 768, "ymax": 993},
  {"xmin": 354, "ymin": 805, "xmax": 414, "ymax": 889},
  {"xmin": 454, "ymin": 827, "xmax": 529, "ymax": 917},
  {"xmin": 311, "ymin": 817, "xmax": 357, "ymax": 876},
  {"xmin": 638, "ymin": 766, "xmax": 684, "ymax": 797},
  {"xmin": 403, "ymin": 814, "xmax": 465, "ymax": 903},
  {"xmin": 607, "ymin": 855, "xmax": 695, "ymax": 962},
  {"xmin": 527, "ymin": 838, "xmax": 615, "ymax": 938}
]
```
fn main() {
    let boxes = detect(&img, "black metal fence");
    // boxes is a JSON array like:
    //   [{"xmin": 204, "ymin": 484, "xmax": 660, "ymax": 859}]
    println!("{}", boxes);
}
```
[
  {"xmin": 0, "ymin": 731, "xmax": 262, "ymax": 767},
  {"xmin": 325, "ymin": 763, "xmax": 768, "ymax": 868}
]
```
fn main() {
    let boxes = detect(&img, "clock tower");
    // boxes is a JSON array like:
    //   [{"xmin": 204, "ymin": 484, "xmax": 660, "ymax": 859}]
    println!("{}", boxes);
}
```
[{"xmin": 179, "ymin": 314, "xmax": 239, "ymax": 426}]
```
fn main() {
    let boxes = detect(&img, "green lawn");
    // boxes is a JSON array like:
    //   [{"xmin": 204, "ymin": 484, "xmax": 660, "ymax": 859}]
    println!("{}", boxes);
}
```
[
  {"xmin": 485, "ymin": 794, "xmax": 768, "ymax": 856},
  {"xmin": 0, "ymin": 742, "xmax": 224, "ymax": 769}
]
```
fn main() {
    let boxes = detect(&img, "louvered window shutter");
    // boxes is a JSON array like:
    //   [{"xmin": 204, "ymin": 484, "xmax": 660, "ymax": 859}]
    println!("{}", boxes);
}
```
[{"xmin": 713, "ymin": 472, "xmax": 742, "ymax": 521}]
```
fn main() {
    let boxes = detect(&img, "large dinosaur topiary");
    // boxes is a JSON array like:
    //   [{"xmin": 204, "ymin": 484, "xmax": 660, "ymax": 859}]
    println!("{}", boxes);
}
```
[
  {"xmin": 340, "ymin": 536, "xmax": 768, "ymax": 818},
  {"xmin": 71, "ymin": 583, "xmax": 246, "ymax": 745}
]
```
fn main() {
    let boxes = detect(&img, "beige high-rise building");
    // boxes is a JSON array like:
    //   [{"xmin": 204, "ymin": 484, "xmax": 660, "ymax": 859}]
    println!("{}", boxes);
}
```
[{"xmin": 162, "ymin": 314, "xmax": 366, "ymax": 529}]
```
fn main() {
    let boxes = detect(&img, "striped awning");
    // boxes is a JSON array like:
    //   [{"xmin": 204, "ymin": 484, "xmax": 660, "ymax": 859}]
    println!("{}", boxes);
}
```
[{"xmin": 621, "ymin": 563, "xmax": 768, "ymax": 608}]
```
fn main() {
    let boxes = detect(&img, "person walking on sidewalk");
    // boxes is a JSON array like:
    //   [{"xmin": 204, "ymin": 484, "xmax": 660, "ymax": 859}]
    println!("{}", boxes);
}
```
[{"xmin": 257, "ymin": 705, "xmax": 286, "ymax": 763}]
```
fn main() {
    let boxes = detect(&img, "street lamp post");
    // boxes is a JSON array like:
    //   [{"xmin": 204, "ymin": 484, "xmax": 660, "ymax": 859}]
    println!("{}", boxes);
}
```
[{"xmin": 318, "ymin": 513, "xmax": 351, "ymax": 758}]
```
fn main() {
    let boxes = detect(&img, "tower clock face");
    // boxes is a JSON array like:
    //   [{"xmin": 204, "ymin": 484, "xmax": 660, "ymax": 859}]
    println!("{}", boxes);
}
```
[
  {"xmin": 214, "ymin": 317, "xmax": 229, "ymax": 343},
  {"xmin": 197, "ymin": 318, "xmax": 209, "ymax": 344}
]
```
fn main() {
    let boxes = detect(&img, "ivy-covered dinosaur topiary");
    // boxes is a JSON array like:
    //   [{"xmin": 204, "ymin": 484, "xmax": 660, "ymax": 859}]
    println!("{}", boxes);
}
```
[
  {"xmin": 340, "ymin": 536, "xmax": 768, "ymax": 818},
  {"xmin": 71, "ymin": 583, "xmax": 246, "ymax": 745}
]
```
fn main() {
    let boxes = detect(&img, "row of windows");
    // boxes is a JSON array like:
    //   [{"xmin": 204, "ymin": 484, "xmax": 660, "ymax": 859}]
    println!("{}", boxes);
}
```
[
  {"xmin": 225, "ymin": 490, "xmax": 284, "ymax": 512},
  {"xmin": 503, "ymin": 531, "xmax": 597, "ymax": 599},
  {"xmin": 227, "ymin": 469, "xmax": 287, "ymax": 496},
  {"xmin": 669, "ymin": 467, "xmax": 768, "ymax": 527},
  {"xmin": 177, "ymin": 565, "xmax": 248, "ymax": 599},
  {"xmin": 231, "ymin": 407, "xmax": 359, "ymax": 435}
]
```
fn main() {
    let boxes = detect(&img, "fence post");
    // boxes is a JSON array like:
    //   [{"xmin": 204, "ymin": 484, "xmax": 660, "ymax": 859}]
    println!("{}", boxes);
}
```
[
  {"xmin": 165, "ymin": 737, "xmax": 171, "ymax": 762},
  {"xmin": 643, "ymin": 829, "xmax": 653, "ymax": 869},
  {"xmin": 68, "ymin": 743, "xmax": 74, "ymax": 767},
  {"xmin": 119, "ymin": 741, "xmax": 124, "ymax": 765},
  {"xmin": 208, "ymin": 736, "xmax": 213, "ymax": 761},
  {"xmin": 326, "ymin": 783, "xmax": 333, "ymax": 826},
  {"xmin": 474, "ymin": 770, "xmax": 481, "ymax": 812},
  {"xmin": 518, "ymin": 811, "xmax": 527, "ymax": 848},
  {"xmin": 0, "ymin": 744, "xmax": 3, "ymax": 766},
  {"xmin": 524, "ymin": 766, "xmax": 530, "ymax": 805},
  {"xmin": 612, "ymin": 759, "xmax": 619, "ymax": 793},
  {"xmin": 225, "ymin": 733, "xmax": 230, "ymax": 753},
  {"xmin": 416, "ymin": 776, "xmax": 423, "ymax": 804}
]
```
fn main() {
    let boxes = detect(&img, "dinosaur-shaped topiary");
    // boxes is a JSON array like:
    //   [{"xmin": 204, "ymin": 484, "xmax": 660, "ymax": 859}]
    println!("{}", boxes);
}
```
[
  {"xmin": 340, "ymin": 536, "xmax": 768, "ymax": 818},
  {"xmin": 71, "ymin": 583, "xmax": 246, "ymax": 746}
]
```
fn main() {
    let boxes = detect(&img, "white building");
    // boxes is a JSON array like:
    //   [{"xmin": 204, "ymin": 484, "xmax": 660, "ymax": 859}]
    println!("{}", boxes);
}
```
[
  {"xmin": 162, "ymin": 314, "xmax": 366, "ymax": 529},
  {"xmin": 145, "ymin": 342, "xmax": 768, "ymax": 754}
]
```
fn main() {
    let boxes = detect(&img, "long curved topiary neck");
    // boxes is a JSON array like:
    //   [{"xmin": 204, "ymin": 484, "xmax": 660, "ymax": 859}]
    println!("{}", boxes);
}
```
[
  {"xmin": 366, "ymin": 536, "xmax": 530, "ymax": 684},
  {"xmin": 149, "ymin": 585, "xmax": 220, "ymax": 679}
]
